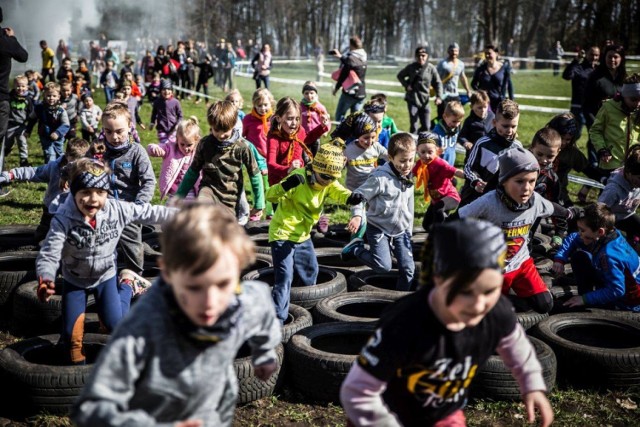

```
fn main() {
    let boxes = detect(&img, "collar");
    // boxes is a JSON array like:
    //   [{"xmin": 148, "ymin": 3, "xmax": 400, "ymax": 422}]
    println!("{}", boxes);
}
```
[
  {"xmin": 388, "ymin": 162, "xmax": 414, "ymax": 189},
  {"xmin": 496, "ymin": 186, "xmax": 532, "ymax": 212}
]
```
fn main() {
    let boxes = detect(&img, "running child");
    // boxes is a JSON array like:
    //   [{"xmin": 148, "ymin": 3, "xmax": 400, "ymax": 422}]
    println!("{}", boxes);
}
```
[{"xmin": 150, "ymin": 79, "xmax": 183, "ymax": 144}]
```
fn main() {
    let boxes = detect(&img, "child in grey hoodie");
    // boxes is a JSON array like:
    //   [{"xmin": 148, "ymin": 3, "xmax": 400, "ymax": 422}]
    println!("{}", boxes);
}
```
[
  {"xmin": 36, "ymin": 158, "xmax": 176, "ymax": 365},
  {"xmin": 72, "ymin": 204, "xmax": 281, "ymax": 426}
]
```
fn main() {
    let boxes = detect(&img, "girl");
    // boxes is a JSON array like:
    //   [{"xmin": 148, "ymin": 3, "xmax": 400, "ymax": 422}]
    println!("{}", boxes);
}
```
[
  {"xmin": 79, "ymin": 93, "xmax": 103, "ymax": 142},
  {"xmin": 36, "ymin": 158, "xmax": 176, "ymax": 365},
  {"xmin": 341, "ymin": 219, "xmax": 554, "ymax": 427},
  {"xmin": 413, "ymin": 131, "xmax": 465, "ymax": 230},
  {"xmin": 226, "ymin": 89, "xmax": 245, "ymax": 120},
  {"xmin": 149, "ymin": 79, "xmax": 183, "ymax": 144},
  {"xmin": 300, "ymin": 81, "xmax": 329, "ymax": 156},
  {"xmin": 147, "ymin": 116, "xmax": 202, "ymax": 201},
  {"xmin": 266, "ymin": 96, "xmax": 330, "ymax": 187}
]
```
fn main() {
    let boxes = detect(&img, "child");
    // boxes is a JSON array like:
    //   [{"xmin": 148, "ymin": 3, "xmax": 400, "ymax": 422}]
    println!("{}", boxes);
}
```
[
  {"xmin": 174, "ymin": 101, "xmax": 264, "ymax": 220},
  {"xmin": 56, "ymin": 57, "xmax": 74, "ymax": 83},
  {"xmin": 147, "ymin": 116, "xmax": 201, "ymax": 200},
  {"xmin": 101, "ymin": 102, "xmax": 157, "ymax": 277},
  {"xmin": 555, "ymin": 203, "xmax": 640, "ymax": 312},
  {"xmin": 119, "ymin": 80, "xmax": 140, "ymax": 129},
  {"xmin": 99, "ymin": 59, "xmax": 119, "ymax": 103},
  {"xmin": 341, "ymin": 219, "xmax": 553, "ymax": 427},
  {"xmin": 332, "ymin": 99, "xmax": 386, "ymax": 147},
  {"xmin": 60, "ymin": 78, "xmax": 80, "ymax": 139},
  {"xmin": 147, "ymin": 72, "xmax": 162, "ymax": 104},
  {"xmin": 150, "ymin": 79, "xmax": 183, "ymax": 144},
  {"xmin": 194, "ymin": 54, "xmax": 215, "ymax": 105},
  {"xmin": 433, "ymin": 100, "xmax": 465, "ymax": 166},
  {"xmin": 460, "ymin": 99, "xmax": 522, "ymax": 207},
  {"xmin": 268, "ymin": 141, "xmax": 363, "ymax": 323},
  {"xmin": 6, "ymin": 75, "xmax": 34, "ymax": 167},
  {"xmin": 0, "ymin": 138, "xmax": 90, "ymax": 242},
  {"xmin": 459, "ymin": 90, "xmax": 494, "ymax": 161},
  {"xmin": 344, "ymin": 114, "xmax": 387, "ymax": 191},
  {"xmin": 26, "ymin": 82, "xmax": 70, "ymax": 164},
  {"xmin": 79, "ymin": 93, "xmax": 102, "ymax": 142},
  {"xmin": 71, "ymin": 204, "xmax": 281, "ymax": 425},
  {"xmin": 226, "ymin": 89, "xmax": 245, "ymax": 120},
  {"xmin": 300, "ymin": 81, "xmax": 329, "ymax": 156},
  {"xmin": 371, "ymin": 93, "xmax": 398, "ymax": 136},
  {"xmin": 243, "ymin": 88, "xmax": 275, "ymax": 159},
  {"xmin": 266, "ymin": 96, "xmax": 330, "ymax": 187},
  {"xmin": 413, "ymin": 131, "xmax": 465, "ymax": 230},
  {"xmin": 342, "ymin": 133, "xmax": 417, "ymax": 291},
  {"xmin": 25, "ymin": 69, "xmax": 42, "ymax": 101},
  {"xmin": 458, "ymin": 147, "xmax": 574, "ymax": 313},
  {"xmin": 36, "ymin": 158, "xmax": 176, "ymax": 365}
]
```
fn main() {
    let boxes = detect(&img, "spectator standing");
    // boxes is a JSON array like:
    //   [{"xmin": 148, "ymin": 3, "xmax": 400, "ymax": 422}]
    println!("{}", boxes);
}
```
[
  {"xmin": 562, "ymin": 46, "xmax": 600, "ymax": 138},
  {"xmin": 331, "ymin": 36, "xmax": 368, "ymax": 122},
  {"xmin": 40, "ymin": 40, "xmax": 56, "ymax": 84},
  {"xmin": 436, "ymin": 42, "xmax": 472, "ymax": 120},
  {"xmin": 471, "ymin": 45, "xmax": 514, "ymax": 112}
]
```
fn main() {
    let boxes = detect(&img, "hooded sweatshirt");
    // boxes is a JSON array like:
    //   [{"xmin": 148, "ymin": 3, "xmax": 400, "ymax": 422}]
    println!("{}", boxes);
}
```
[
  {"xmin": 335, "ymin": 48, "xmax": 367, "ymax": 99},
  {"xmin": 589, "ymin": 98, "xmax": 640, "ymax": 171},
  {"xmin": 598, "ymin": 168, "xmax": 640, "ymax": 221},
  {"xmin": 10, "ymin": 155, "xmax": 69, "ymax": 206},
  {"xmin": 104, "ymin": 142, "xmax": 156, "ymax": 203}
]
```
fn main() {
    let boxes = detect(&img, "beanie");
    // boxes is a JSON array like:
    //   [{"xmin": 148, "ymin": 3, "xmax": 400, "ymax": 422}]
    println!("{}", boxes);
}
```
[
  {"xmin": 350, "ymin": 112, "xmax": 376, "ymax": 138},
  {"xmin": 498, "ymin": 147, "xmax": 539, "ymax": 184},
  {"xmin": 448, "ymin": 42, "xmax": 460, "ymax": 51},
  {"xmin": 161, "ymin": 79, "xmax": 173, "ymax": 90},
  {"xmin": 415, "ymin": 46, "xmax": 430, "ymax": 57},
  {"xmin": 302, "ymin": 82, "xmax": 318, "ymax": 94},
  {"xmin": 363, "ymin": 101, "xmax": 386, "ymax": 114},
  {"xmin": 417, "ymin": 131, "xmax": 442, "ymax": 148},
  {"xmin": 313, "ymin": 139, "xmax": 346, "ymax": 178}
]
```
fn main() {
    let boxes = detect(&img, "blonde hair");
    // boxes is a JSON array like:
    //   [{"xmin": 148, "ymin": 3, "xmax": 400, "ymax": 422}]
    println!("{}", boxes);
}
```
[
  {"xmin": 252, "ymin": 88, "xmax": 275, "ymax": 109},
  {"xmin": 271, "ymin": 97, "xmax": 301, "ymax": 131},
  {"xmin": 177, "ymin": 116, "xmax": 201, "ymax": 143},
  {"xmin": 161, "ymin": 203, "xmax": 255, "ymax": 275},
  {"xmin": 444, "ymin": 101, "xmax": 465, "ymax": 118},
  {"xmin": 44, "ymin": 82, "xmax": 61, "ymax": 95},
  {"xmin": 225, "ymin": 89, "xmax": 244, "ymax": 108},
  {"xmin": 207, "ymin": 101, "xmax": 237, "ymax": 132},
  {"xmin": 14, "ymin": 75, "xmax": 28, "ymax": 85},
  {"xmin": 102, "ymin": 101, "xmax": 131, "ymax": 124}
]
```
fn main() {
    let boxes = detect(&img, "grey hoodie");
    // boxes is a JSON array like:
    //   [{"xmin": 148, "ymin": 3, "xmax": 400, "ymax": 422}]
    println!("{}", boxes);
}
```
[
  {"xmin": 352, "ymin": 162, "xmax": 414, "ymax": 236},
  {"xmin": 11, "ymin": 155, "xmax": 67, "ymax": 206},
  {"xmin": 598, "ymin": 168, "xmax": 640, "ymax": 221},
  {"xmin": 72, "ymin": 279, "xmax": 281, "ymax": 427},
  {"xmin": 104, "ymin": 142, "xmax": 156, "ymax": 203},
  {"xmin": 36, "ymin": 195, "xmax": 177, "ymax": 288}
]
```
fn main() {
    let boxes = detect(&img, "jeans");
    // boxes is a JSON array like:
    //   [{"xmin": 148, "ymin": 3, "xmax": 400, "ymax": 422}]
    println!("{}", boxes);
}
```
[
  {"xmin": 335, "ymin": 93, "xmax": 365, "ymax": 122},
  {"xmin": 570, "ymin": 106, "xmax": 586, "ymax": 141},
  {"xmin": 41, "ymin": 137, "xmax": 64, "ymax": 163},
  {"xmin": 117, "ymin": 222, "xmax": 144, "ymax": 274},
  {"xmin": 5, "ymin": 124, "xmax": 29, "ymax": 160},
  {"xmin": 255, "ymin": 74, "xmax": 270, "ymax": 89},
  {"xmin": 270, "ymin": 239, "xmax": 319, "ymax": 323},
  {"xmin": 104, "ymin": 86, "xmax": 116, "ymax": 103},
  {"xmin": 356, "ymin": 223, "xmax": 415, "ymax": 291}
]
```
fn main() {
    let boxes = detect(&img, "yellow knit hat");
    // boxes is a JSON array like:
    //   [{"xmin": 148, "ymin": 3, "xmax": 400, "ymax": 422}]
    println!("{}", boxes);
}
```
[{"xmin": 313, "ymin": 139, "xmax": 346, "ymax": 178}]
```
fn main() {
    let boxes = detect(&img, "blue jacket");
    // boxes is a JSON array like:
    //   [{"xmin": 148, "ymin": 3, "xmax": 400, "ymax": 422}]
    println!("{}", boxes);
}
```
[
  {"xmin": 11, "ymin": 156, "xmax": 68, "ymax": 206},
  {"xmin": 555, "ymin": 231, "xmax": 640, "ymax": 311}
]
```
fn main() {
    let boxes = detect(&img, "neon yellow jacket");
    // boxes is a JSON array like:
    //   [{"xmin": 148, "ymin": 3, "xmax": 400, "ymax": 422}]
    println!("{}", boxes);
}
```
[
  {"xmin": 267, "ymin": 168, "xmax": 351, "ymax": 243},
  {"xmin": 590, "ymin": 99, "xmax": 640, "ymax": 170}
]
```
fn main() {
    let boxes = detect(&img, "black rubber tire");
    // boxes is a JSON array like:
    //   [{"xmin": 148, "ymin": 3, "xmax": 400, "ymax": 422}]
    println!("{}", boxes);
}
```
[
  {"xmin": 234, "ymin": 342, "xmax": 285, "ymax": 405},
  {"xmin": 142, "ymin": 239, "xmax": 162, "ymax": 270},
  {"xmin": 533, "ymin": 255, "xmax": 553, "ymax": 274},
  {"xmin": 315, "ymin": 247, "xmax": 369, "ymax": 280},
  {"xmin": 531, "ymin": 313, "xmax": 640, "ymax": 388},
  {"xmin": 550, "ymin": 286, "xmax": 640, "ymax": 322},
  {"xmin": 286, "ymin": 322, "xmax": 374, "ymax": 403},
  {"xmin": 313, "ymin": 291, "xmax": 402, "ymax": 324},
  {"xmin": 0, "ymin": 333, "xmax": 108, "ymax": 415},
  {"xmin": 140, "ymin": 223, "xmax": 162, "ymax": 242},
  {"xmin": 470, "ymin": 336, "xmax": 557, "ymax": 401},
  {"xmin": 249, "ymin": 233, "xmax": 272, "ymax": 255},
  {"xmin": 0, "ymin": 225, "xmax": 39, "ymax": 252},
  {"xmin": 531, "ymin": 233, "xmax": 553, "ymax": 256},
  {"xmin": 245, "ymin": 220, "xmax": 271, "ymax": 235},
  {"xmin": 281, "ymin": 304, "xmax": 313, "ymax": 344},
  {"xmin": 241, "ymin": 253, "xmax": 273, "ymax": 279},
  {"xmin": 0, "ymin": 251, "xmax": 38, "ymax": 309},
  {"xmin": 348, "ymin": 270, "xmax": 413, "ymax": 297},
  {"xmin": 242, "ymin": 267, "xmax": 346, "ymax": 309},
  {"xmin": 506, "ymin": 295, "xmax": 550, "ymax": 330}
]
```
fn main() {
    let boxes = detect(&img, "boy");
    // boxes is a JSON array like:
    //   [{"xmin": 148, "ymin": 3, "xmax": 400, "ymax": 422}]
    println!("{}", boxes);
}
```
[
  {"xmin": 300, "ymin": 81, "xmax": 329, "ymax": 156},
  {"xmin": 6, "ymin": 75, "xmax": 34, "ymax": 167},
  {"xmin": 342, "ymin": 133, "xmax": 416, "ymax": 291},
  {"xmin": 60, "ymin": 78, "xmax": 80, "ymax": 139},
  {"xmin": 56, "ymin": 57, "xmax": 74, "ymax": 83},
  {"xmin": 458, "ymin": 147, "xmax": 574, "ymax": 313},
  {"xmin": 26, "ymin": 82, "xmax": 70, "ymax": 164},
  {"xmin": 556, "ymin": 203, "xmax": 640, "ymax": 312},
  {"xmin": 0, "ymin": 138, "xmax": 91, "ymax": 242},
  {"xmin": 459, "ymin": 90, "xmax": 494, "ymax": 160},
  {"xmin": 150, "ymin": 79, "xmax": 183, "ymax": 144},
  {"xmin": 147, "ymin": 72, "xmax": 162, "ymax": 104},
  {"xmin": 71, "ymin": 204, "xmax": 281, "ymax": 425},
  {"xmin": 432, "ymin": 100, "xmax": 465, "ymax": 166},
  {"xmin": 175, "ymin": 100, "xmax": 264, "ymax": 218},
  {"xmin": 79, "ymin": 93, "xmax": 102, "ymax": 142},
  {"xmin": 371, "ymin": 93, "xmax": 398, "ymax": 136},
  {"xmin": 25, "ymin": 69, "xmax": 41, "ymax": 101},
  {"xmin": 268, "ymin": 141, "xmax": 363, "ymax": 324},
  {"xmin": 460, "ymin": 99, "xmax": 522, "ymax": 207}
]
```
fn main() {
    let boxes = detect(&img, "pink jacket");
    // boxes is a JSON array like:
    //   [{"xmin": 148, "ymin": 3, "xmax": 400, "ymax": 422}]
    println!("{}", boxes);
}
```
[
  {"xmin": 301, "ymin": 101, "xmax": 328, "ymax": 134},
  {"xmin": 147, "ymin": 142, "xmax": 200, "ymax": 199},
  {"xmin": 242, "ymin": 113, "xmax": 269, "ymax": 158}
]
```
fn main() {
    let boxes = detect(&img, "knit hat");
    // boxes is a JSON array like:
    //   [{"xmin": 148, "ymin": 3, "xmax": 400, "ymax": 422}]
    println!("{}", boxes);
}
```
[
  {"xmin": 417, "ymin": 131, "xmax": 443, "ymax": 148},
  {"xmin": 350, "ymin": 113, "xmax": 376, "ymax": 138},
  {"xmin": 161, "ymin": 79, "xmax": 173, "ymax": 90},
  {"xmin": 429, "ymin": 219, "xmax": 507, "ymax": 275},
  {"xmin": 302, "ymin": 82, "xmax": 318, "ymax": 94},
  {"xmin": 70, "ymin": 162, "xmax": 111, "ymax": 196},
  {"xmin": 498, "ymin": 147, "xmax": 539, "ymax": 184},
  {"xmin": 415, "ymin": 46, "xmax": 429, "ymax": 57},
  {"xmin": 363, "ymin": 100, "xmax": 386, "ymax": 114},
  {"xmin": 548, "ymin": 115, "xmax": 578, "ymax": 140},
  {"xmin": 313, "ymin": 139, "xmax": 346, "ymax": 178},
  {"xmin": 448, "ymin": 42, "xmax": 460, "ymax": 51}
]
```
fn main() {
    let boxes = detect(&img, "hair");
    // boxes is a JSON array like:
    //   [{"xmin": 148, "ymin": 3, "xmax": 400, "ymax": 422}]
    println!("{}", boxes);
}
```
[
  {"xmin": 77, "ymin": 57, "xmax": 87, "ymax": 66},
  {"xmin": 484, "ymin": 44, "xmax": 499, "ymax": 54},
  {"xmin": 153, "ymin": 71, "xmax": 161, "ymax": 79},
  {"xmin": 470, "ymin": 90, "xmax": 490, "ymax": 106},
  {"xmin": 120, "ymin": 79, "xmax": 132, "ymax": 88},
  {"xmin": 225, "ymin": 89, "xmax": 244, "ymax": 107},
  {"xmin": 88, "ymin": 140, "xmax": 107, "ymax": 159},
  {"xmin": 495, "ymin": 99, "xmax": 520, "ymax": 120},
  {"xmin": 624, "ymin": 144, "xmax": 640, "ymax": 176},
  {"xmin": 444, "ymin": 101, "xmax": 465, "ymax": 118},
  {"xmin": 176, "ymin": 116, "xmax": 201, "ymax": 143},
  {"xmin": 102, "ymin": 101, "xmax": 131, "ymax": 124},
  {"xmin": 546, "ymin": 112, "xmax": 579, "ymax": 147},
  {"xmin": 62, "ymin": 57, "xmax": 71, "ymax": 64},
  {"xmin": 531, "ymin": 127, "xmax": 561, "ymax": 149},
  {"xmin": 14, "ymin": 75, "xmax": 27, "ymax": 85},
  {"xmin": 270, "ymin": 97, "xmax": 301, "ymax": 131},
  {"xmin": 43, "ymin": 82, "xmax": 61, "ymax": 95},
  {"xmin": 252, "ymin": 88, "xmax": 275, "ymax": 109},
  {"xmin": 598, "ymin": 44, "xmax": 626, "ymax": 82},
  {"xmin": 624, "ymin": 73, "xmax": 640, "ymax": 85},
  {"xmin": 114, "ymin": 91, "xmax": 126, "ymax": 100},
  {"xmin": 65, "ymin": 137, "xmax": 91, "ymax": 161},
  {"xmin": 58, "ymin": 78, "xmax": 72, "ymax": 88},
  {"xmin": 207, "ymin": 100, "xmax": 237, "ymax": 131},
  {"xmin": 349, "ymin": 36, "xmax": 363, "ymax": 50},
  {"xmin": 579, "ymin": 203, "xmax": 615, "ymax": 233},
  {"xmin": 371, "ymin": 93, "xmax": 387, "ymax": 103},
  {"xmin": 25, "ymin": 70, "xmax": 35, "ymax": 78},
  {"xmin": 160, "ymin": 203, "xmax": 256, "ymax": 275},
  {"xmin": 388, "ymin": 132, "xmax": 415, "ymax": 157}
]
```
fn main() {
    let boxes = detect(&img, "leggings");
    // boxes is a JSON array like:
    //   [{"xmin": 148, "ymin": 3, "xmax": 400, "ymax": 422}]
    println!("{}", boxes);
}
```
[{"xmin": 422, "ymin": 196, "xmax": 459, "ymax": 231}]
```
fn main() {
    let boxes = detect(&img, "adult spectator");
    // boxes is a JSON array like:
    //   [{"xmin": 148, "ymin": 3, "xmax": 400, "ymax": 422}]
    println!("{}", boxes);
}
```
[
  {"xmin": 0, "ymin": 7, "xmax": 28, "ymax": 184},
  {"xmin": 56, "ymin": 39, "xmax": 69, "ymax": 66},
  {"xmin": 397, "ymin": 45, "xmax": 442, "ymax": 133},
  {"xmin": 550, "ymin": 40, "xmax": 564, "ymax": 76},
  {"xmin": 315, "ymin": 42, "xmax": 324, "ymax": 82},
  {"xmin": 562, "ymin": 45, "xmax": 600, "ymax": 138},
  {"xmin": 331, "ymin": 36, "xmax": 368, "ymax": 122},
  {"xmin": 40, "ymin": 40, "xmax": 56, "ymax": 83},
  {"xmin": 252, "ymin": 43, "xmax": 273, "ymax": 89},
  {"xmin": 436, "ymin": 42, "xmax": 471, "ymax": 120},
  {"xmin": 471, "ymin": 45, "xmax": 514, "ymax": 112}
]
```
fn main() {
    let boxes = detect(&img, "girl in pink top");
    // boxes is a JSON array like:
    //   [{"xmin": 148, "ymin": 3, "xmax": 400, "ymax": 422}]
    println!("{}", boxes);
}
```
[
  {"xmin": 413, "ymin": 131, "xmax": 465, "ymax": 230},
  {"xmin": 147, "ymin": 116, "xmax": 201, "ymax": 201},
  {"xmin": 242, "ymin": 88, "xmax": 275, "ymax": 158},
  {"xmin": 300, "ymin": 81, "xmax": 329, "ymax": 156}
]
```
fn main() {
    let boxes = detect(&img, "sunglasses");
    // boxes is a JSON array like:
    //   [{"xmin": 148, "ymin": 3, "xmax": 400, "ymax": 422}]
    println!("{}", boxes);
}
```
[{"xmin": 318, "ymin": 173, "xmax": 337, "ymax": 181}]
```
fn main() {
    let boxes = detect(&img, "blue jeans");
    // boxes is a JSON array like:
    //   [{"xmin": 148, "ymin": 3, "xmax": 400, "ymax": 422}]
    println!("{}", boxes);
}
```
[
  {"xmin": 104, "ymin": 86, "xmax": 116, "ymax": 104},
  {"xmin": 335, "ymin": 93, "xmax": 364, "ymax": 122},
  {"xmin": 256, "ymin": 75, "xmax": 270, "ymax": 90},
  {"xmin": 270, "ymin": 239, "xmax": 319, "ymax": 323},
  {"xmin": 570, "ymin": 106, "xmax": 586, "ymax": 141},
  {"xmin": 441, "ymin": 147, "xmax": 457, "ymax": 166},
  {"xmin": 356, "ymin": 223, "xmax": 415, "ymax": 291},
  {"xmin": 41, "ymin": 137, "xmax": 64, "ymax": 164}
]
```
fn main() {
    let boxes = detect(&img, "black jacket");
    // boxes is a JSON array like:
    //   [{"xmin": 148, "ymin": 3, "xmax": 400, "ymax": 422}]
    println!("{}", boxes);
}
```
[{"xmin": 0, "ymin": 30, "xmax": 28, "ymax": 101}]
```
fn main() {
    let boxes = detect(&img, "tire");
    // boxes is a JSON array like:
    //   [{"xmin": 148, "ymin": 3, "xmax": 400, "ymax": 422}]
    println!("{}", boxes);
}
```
[
  {"xmin": 0, "ymin": 251, "xmax": 38, "ymax": 309},
  {"xmin": 313, "ymin": 291, "xmax": 402, "ymax": 324},
  {"xmin": 281, "ymin": 303, "xmax": 313, "ymax": 344},
  {"xmin": 235, "ymin": 342, "xmax": 285, "ymax": 405},
  {"xmin": 506, "ymin": 295, "xmax": 549, "ymax": 330},
  {"xmin": 531, "ymin": 313, "xmax": 640, "ymax": 388},
  {"xmin": 471, "ymin": 336, "xmax": 557, "ymax": 401},
  {"xmin": 286, "ymin": 322, "xmax": 374, "ymax": 402},
  {"xmin": 550, "ymin": 286, "xmax": 640, "ymax": 322},
  {"xmin": 142, "ymin": 239, "xmax": 162, "ymax": 270},
  {"xmin": 240, "ymin": 253, "xmax": 273, "ymax": 279},
  {"xmin": 249, "ymin": 234, "xmax": 272, "ymax": 255},
  {"xmin": 533, "ymin": 255, "xmax": 553, "ymax": 274},
  {"xmin": 0, "ymin": 333, "xmax": 108, "ymax": 415},
  {"xmin": 315, "ymin": 247, "xmax": 369, "ymax": 280},
  {"xmin": 348, "ymin": 270, "xmax": 412, "ymax": 297},
  {"xmin": 242, "ymin": 267, "xmax": 346, "ymax": 309},
  {"xmin": 245, "ymin": 220, "xmax": 271, "ymax": 235},
  {"xmin": 0, "ymin": 225, "xmax": 39, "ymax": 252},
  {"xmin": 141, "ymin": 223, "xmax": 162, "ymax": 241},
  {"xmin": 531, "ymin": 233, "xmax": 552, "ymax": 256}
]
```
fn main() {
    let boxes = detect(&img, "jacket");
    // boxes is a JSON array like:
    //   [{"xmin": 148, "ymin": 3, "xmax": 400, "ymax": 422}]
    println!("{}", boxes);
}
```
[
  {"xmin": 562, "ymin": 59, "xmax": 596, "ymax": 108},
  {"xmin": 147, "ymin": 141, "xmax": 200, "ymax": 200},
  {"xmin": 583, "ymin": 68, "xmax": 623, "ymax": 126},
  {"xmin": 335, "ymin": 48, "xmax": 367, "ymax": 99},
  {"xmin": 27, "ymin": 103, "xmax": 70, "ymax": 142},
  {"xmin": 104, "ymin": 142, "xmax": 156, "ymax": 203},
  {"xmin": 397, "ymin": 62, "xmax": 442, "ymax": 108},
  {"xmin": 8, "ymin": 89, "xmax": 34, "ymax": 125},
  {"xmin": 590, "ymin": 98, "xmax": 640, "ymax": 170},
  {"xmin": 598, "ymin": 168, "xmax": 640, "ymax": 221},
  {"xmin": 11, "ymin": 156, "xmax": 69, "ymax": 206},
  {"xmin": 242, "ymin": 113, "xmax": 270, "ymax": 158},
  {"xmin": 0, "ymin": 31, "xmax": 28, "ymax": 101},
  {"xmin": 150, "ymin": 96, "xmax": 183, "ymax": 134}
]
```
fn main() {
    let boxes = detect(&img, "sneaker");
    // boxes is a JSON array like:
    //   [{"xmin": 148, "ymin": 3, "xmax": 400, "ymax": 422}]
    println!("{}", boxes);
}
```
[
  {"xmin": 249, "ymin": 213, "xmax": 262, "ymax": 221},
  {"xmin": 119, "ymin": 269, "xmax": 152, "ymax": 296},
  {"xmin": 0, "ymin": 186, "xmax": 11, "ymax": 198},
  {"xmin": 317, "ymin": 215, "xmax": 329, "ymax": 234},
  {"xmin": 19, "ymin": 159, "xmax": 31, "ymax": 167},
  {"xmin": 352, "ymin": 217, "xmax": 367, "ymax": 240},
  {"xmin": 551, "ymin": 235, "xmax": 563, "ymax": 248},
  {"xmin": 341, "ymin": 238, "xmax": 364, "ymax": 261}
]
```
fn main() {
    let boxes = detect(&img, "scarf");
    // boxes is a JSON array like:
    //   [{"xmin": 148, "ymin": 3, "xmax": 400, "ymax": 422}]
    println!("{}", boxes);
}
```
[
  {"xmin": 496, "ymin": 186, "xmax": 532, "ymax": 212},
  {"xmin": 389, "ymin": 162, "xmax": 414, "ymax": 191},
  {"xmin": 251, "ymin": 108, "xmax": 273, "ymax": 135},
  {"xmin": 216, "ymin": 127, "xmax": 241, "ymax": 149},
  {"xmin": 105, "ymin": 137, "xmax": 131, "ymax": 153},
  {"xmin": 414, "ymin": 160, "xmax": 431, "ymax": 202},
  {"xmin": 272, "ymin": 128, "xmax": 314, "ymax": 165}
]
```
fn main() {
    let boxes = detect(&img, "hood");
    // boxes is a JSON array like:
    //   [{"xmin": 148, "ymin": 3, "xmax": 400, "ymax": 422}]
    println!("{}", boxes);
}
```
[
  {"xmin": 350, "ymin": 48, "xmax": 367, "ymax": 62},
  {"xmin": 49, "ymin": 192, "xmax": 73, "ymax": 216}
]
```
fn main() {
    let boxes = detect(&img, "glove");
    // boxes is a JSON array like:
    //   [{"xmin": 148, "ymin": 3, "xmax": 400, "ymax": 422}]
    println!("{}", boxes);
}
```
[
  {"xmin": 346, "ymin": 192, "xmax": 365, "ymax": 205},
  {"xmin": 567, "ymin": 206, "xmax": 584, "ymax": 220},
  {"xmin": 0, "ymin": 171, "xmax": 11, "ymax": 184},
  {"xmin": 281, "ymin": 174, "xmax": 305, "ymax": 192}
]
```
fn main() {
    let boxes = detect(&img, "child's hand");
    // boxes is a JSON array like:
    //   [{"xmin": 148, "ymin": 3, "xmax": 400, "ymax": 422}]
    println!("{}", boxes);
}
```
[
  {"xmin": 254, "ymin": 361, "xmax": 277, "ymax": 381},
  {"xmin": 87, "ymin": 126, "xmax": 94, "ymax": 133},
  {"xmin": 474, "ymin": 180, "xmax": 486, "ymax": 193},
  {"xmin": 523, "ymin": 391, "xmax": 554, "ymax": 427},
  {"xmin": 167, "ymin": 195, "xmax": 184, "ymax": 208},
  {"xmin": 175, "ymin": 420, "xmax": 203, "ymax": 427},
  {"xmin": 563, "ymin": 295, "xmax": 585, "ymax": 308},
  {"xmin": 552, "ymin": 261, "xmax": 565, "ymax": 276},
  {"xmin": 463, "ymin": 141, "xmax": 473, "ymax": 150},
  {"xmin": 291, "ymin": 159, "xmax": 303, "ymax": 169},
  {"xmin": 250, "ymin": 208, "xmax": 263, "ymax": 219},
  {"xmin": 347, "ymin": 216, "xmax": 362, "ymax": 234},
  {"xmin": 148, "ymin": 144, "xmax": 165, "ymax": 157},
  {"xmin": 321, "ymin": 113, "xmax": 331, "ymax": 127},
  {"xmin": 599, "ymin": 149, "xmax": 612, "ymax": 163},
  {"xmin": 37, "ymin": 279, "xmax": 56, "ymax": 303},
  {"xmin": 50, "ymin": 132, "xmax": 59, "ymax": 141},
  {"xmin": 261, "ymin": 169, "xmax": 269, "ymax": 176}
]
